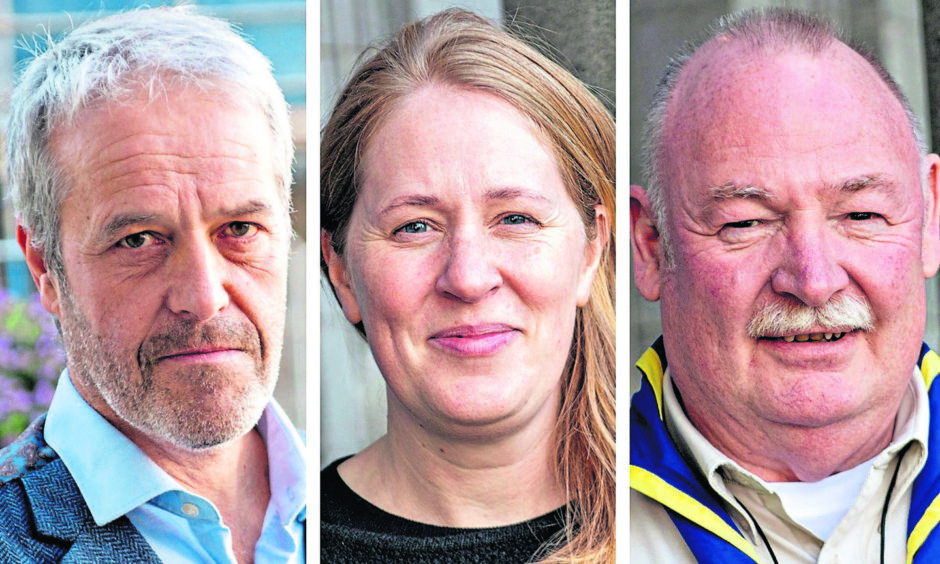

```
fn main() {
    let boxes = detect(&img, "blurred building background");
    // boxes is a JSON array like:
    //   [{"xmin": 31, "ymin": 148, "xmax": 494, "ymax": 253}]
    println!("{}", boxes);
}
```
[
  {"xmin": 630, "ymin": 0, "xmax": 938, "ymax": 388},
  {"xmin": 320, "ymin": 0, "xmax": 614, "ymax": 467},
  {"xmin": 0, "ymin": 0, "xmax": 306, "ymax": 432}
]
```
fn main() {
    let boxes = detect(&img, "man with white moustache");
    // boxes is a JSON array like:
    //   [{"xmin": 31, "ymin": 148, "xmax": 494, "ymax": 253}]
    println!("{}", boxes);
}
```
[
  {"xmin": 631, "ymin": 8, "xmax": 940, "ymax": 563},
  {"xmin": 0, "ymin": 7, "xmax": 304, "ymax": 563}
]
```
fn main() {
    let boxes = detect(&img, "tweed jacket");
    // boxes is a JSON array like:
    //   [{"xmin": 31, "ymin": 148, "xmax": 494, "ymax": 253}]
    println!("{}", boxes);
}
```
[{"xmin": 0, "ymin": 415, "xmax": 160, "ymax": 563}]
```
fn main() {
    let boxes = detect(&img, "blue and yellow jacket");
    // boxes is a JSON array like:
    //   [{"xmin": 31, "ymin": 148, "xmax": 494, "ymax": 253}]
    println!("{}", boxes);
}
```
[{"xmin": 631, "ymin": 337, "xmax": 940, "ymax": 563}]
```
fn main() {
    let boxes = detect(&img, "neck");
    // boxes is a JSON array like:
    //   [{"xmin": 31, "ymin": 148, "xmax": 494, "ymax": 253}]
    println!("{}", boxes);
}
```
[
  {"xmin": 679, "ymin": 385, "xmax": 903, "ymax": 482},
  {"xmin": 97, "ymin": 402, "xmax": 271, "ymax": 563},
  {"xmin": 340, "ymin": 395, "xmax": 566, "ymax": 528}
]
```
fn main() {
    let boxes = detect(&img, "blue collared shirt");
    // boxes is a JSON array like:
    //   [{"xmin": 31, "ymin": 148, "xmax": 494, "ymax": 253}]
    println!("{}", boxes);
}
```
[{"xmin": 44, "ymin": 371, "xmax": 306, "ymax": 563}]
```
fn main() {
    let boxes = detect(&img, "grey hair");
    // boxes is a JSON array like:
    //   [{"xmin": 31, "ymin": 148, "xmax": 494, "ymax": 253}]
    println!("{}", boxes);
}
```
[
  {"xmin": 6, "ymin": 5, "xmax": 293, "ymax": 282},
  {"xmin": 643, "ymin": 7, "xmax": 927, "ymax": 266}
]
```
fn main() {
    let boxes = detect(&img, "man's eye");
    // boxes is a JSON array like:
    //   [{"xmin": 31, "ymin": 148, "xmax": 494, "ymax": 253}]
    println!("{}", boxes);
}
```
[
  {"xmin": 397, "ymin": 221, "xmax": 430, "ymax": 234},
  {"xmin": 116, "ymin": 232, "xmax": 157, "ymax": 249},
  {"xmin": 723, "ymin": 219, "xmax": 760, "ymax": 229},
  {"xmin": 226, "ymin": 222, "xmax": 258, "ymax": 237},
  {"xmin": 847, "ymin": 212, "xmax": 879, "ymax": 221}
]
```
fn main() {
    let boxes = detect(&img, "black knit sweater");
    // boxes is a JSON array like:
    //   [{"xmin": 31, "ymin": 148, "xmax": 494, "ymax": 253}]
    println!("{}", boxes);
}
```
[{"xmin": 321, "ymin": 457, "xmax": 567, "ymax": 563}]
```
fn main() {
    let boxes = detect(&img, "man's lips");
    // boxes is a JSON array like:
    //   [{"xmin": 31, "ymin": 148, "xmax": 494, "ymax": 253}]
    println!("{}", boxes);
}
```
[
  {"xmin": 758, "ymin": 328, "xmax": 861, "ymax": 343},
  {"xmin": 156, "ymin": 347, "xmax": 244, "ymax": 362},
  {"xmin": 428, "ymin": 324, "xmax": 519, "ymax": 355}
]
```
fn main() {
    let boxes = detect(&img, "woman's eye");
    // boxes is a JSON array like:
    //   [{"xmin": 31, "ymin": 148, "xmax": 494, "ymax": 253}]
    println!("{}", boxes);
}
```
[
  {"xmin": 116, "ymin": 232, "xmax": 157, "ymax": 249},
  {"xmin": 397, "ymin": 221, "xmax": 430, "ymax": 234},
  {"xmin": 226, "ymin": 222, "xmax": 258, "ymax": 237},
  {"xmin": 501, "ymin": 214, "xmax": 532, "ymax": 225}
]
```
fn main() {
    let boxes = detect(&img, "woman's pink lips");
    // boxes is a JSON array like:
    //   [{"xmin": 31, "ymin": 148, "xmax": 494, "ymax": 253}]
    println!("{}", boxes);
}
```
[{"xmin": 428, "ymin": 325, "xmax": 519, "ymax": 356}]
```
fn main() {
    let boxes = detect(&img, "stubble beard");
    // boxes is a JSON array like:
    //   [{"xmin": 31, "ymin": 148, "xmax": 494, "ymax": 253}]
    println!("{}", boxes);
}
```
[{"xmin": 57, "ymin": 285, "xmax": 279, "ymax": 451}]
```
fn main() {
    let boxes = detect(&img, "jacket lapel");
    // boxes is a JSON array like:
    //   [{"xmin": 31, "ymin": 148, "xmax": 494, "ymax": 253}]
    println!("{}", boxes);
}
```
[
  {"xmin": 23, "ymin": 458, "xmax": 160, "ymax": 563},
  {"xmin": 631, "ymin": 337, "xmax": 759, "ymax": 562}
]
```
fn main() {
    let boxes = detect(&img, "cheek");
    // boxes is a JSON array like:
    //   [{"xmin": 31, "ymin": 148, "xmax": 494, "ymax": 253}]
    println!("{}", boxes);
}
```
[
  {"xmin": 230, "ymin": 264, "xmax": 289, "ymax": 338},
  {"xmin": 849, "ymin": 247, "xmax": 927, "ymax": 341},
  {"xmin": 504, "ymin": 241, "xmax": 584, "ymax": 334},
  {"xmin": 855, "ymin": 248, "xmax": 921, "ymax": 303},
  {"xmin": 64, "ymin": 275, "xmax": 153, "ymax": 349},
  {"xmin": 349, "ymin": 249, "xmax": 436, "ymax": 330},
  {"xmin": 670, "ymin": 252, "xmax": 760, "ymax": 314}
]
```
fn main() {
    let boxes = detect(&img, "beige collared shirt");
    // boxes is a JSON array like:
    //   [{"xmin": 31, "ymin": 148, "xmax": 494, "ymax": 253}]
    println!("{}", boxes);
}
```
[{"xmin": 631, "ymin": 368, "xmax": 929, "ymax": 563}]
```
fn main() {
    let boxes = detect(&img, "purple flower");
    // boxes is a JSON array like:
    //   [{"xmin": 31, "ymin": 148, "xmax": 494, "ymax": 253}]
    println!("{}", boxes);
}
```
[
  {"xmin": 0, "ymin": 292, "xmax": 66, "ymax": 446},
  {"xmin": 32, "ymin": 379, "xmax": 55, "ymax": 408}
]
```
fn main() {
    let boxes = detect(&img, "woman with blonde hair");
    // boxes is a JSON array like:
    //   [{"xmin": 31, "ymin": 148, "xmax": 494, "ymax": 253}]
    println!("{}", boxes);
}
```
[{"xmin": 321, "ymin": 8, "xmax": 615, "ymax": 562}]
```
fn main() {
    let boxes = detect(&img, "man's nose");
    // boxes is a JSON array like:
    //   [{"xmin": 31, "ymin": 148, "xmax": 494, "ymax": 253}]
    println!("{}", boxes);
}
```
[
  {"xmin": 770, "ymin": 221, "xmax": 849, "ymax": 307},
  {"xmin": 434, "ymin": 230, "xmax": 502, "ymax": 303},
  {"xmin": 165, "ymin": 237, "xmax": 230, "ymax": 320}
]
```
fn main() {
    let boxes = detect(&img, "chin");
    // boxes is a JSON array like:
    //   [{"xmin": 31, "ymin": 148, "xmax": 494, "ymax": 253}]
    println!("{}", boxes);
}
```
[
  {"xmin": 762, "ymin": 396, "xmax": 872, "ymax": 430},
  {"xmin": 423, "ymin": 394, "xmax": 553, "ymax": 439},
  {"xmin": 111, "ymin": 371, "xmax": 274, "ymax": 451},
  {"xmin": 144, "ymin": 396, "xmax": 269, "ymax": 451}
]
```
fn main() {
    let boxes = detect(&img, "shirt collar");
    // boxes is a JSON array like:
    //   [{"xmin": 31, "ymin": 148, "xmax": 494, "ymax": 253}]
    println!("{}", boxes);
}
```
[
  {"xmin": 44, "ymin": 370, "xmax": 177, "ymax": 526},
  {"xmin": 661, "ymin": 366, "xmax": 930, "ymax": 496},
  {"xmin": 45, "ymin": 370, "xmax": 307, "ymax": 527},
  {"xmin": 256, "ymin": 395, "xmax": 307, "ymax": 526}
]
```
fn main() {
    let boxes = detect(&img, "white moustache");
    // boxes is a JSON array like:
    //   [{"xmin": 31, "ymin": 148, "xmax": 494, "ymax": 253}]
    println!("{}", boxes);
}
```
[{"xmin": 746, "ymin": 295, "xmax": 875, "ymax": 339}]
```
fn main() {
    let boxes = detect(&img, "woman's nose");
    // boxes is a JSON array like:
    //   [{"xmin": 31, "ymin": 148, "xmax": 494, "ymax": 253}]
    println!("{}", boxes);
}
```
[{"xmin": 434, "ymin": 231, "xmax": 502, "ymax": 303}]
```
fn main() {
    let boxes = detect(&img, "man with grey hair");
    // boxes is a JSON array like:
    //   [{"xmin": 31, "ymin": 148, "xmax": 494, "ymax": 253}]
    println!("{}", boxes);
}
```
[
  {"xmin": 0, "ymin": 6, "xmax": 304, "ymax": 563},
  {"xmin": 631, "ymin": 8, "xmax": 940, "ymax": 563}
]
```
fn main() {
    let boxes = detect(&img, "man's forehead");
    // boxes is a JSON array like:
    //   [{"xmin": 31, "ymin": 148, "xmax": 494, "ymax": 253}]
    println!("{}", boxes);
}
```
[
  {"xmin": 48, "ymin": 86, "xmax": 289, "ymax": 226},
  {"xmin": 53, "ymin": 86, "xmax": 271, "ymax": 171},
  {"xmin": 674, "ymin": 39, "xmax": 891, "ymax": 120},
  {"xmin": 661, "ymin": 39, "xmax": 919, "ymax": 186}
]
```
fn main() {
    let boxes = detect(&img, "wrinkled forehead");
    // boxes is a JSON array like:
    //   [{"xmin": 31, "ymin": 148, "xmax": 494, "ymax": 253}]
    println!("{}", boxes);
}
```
[
  {"xmin": 50, "ymin": 81, "xmax": 288, "ymax": 210},
  {"xmin": 661, "ymin": 40, "xmax": 921, "ymax": 196}
]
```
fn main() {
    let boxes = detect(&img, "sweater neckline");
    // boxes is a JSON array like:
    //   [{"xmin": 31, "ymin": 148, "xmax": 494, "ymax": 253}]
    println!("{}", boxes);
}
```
[{"xmin": 321, "ymin": 455, "xmax": 567, "ymax": 537}]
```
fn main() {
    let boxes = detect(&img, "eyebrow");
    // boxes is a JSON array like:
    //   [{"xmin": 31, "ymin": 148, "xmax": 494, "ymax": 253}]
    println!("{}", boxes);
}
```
[
  {"xmin": 485, "ymin": 187, "xmax": 553, "ymax": 205},
  {"xmin": 103, "ymin": 213, "xmax": 157, "ymax": 239},
  {"xmin": 834, "ymin": 174, "xmax": 887, "ymax": 193},
  {"xmin": 222, "ymin": 200, "xmax": 274, "ymax": 217},
  {"xmin": 378, "ymin": 195, "xmax": 441, "ymax": 218},
  {"xmin": 708, "ymin": 182, "xmax": 773, "ymax": 201}
]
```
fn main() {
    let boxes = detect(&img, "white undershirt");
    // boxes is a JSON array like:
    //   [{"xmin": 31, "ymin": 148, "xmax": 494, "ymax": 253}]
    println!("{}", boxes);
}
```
[{"xmin": 770, "ymin": 456, "xmax": 878, "ymax": 541}]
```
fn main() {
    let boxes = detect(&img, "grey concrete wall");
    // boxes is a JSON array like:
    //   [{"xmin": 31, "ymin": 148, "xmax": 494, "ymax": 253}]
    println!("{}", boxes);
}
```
[
  {"xmin": 924, "ymin": 0, "xmax": 940, "ymax": 149},
  {"xmin": 501, "ymin": 0, "xmax": 615, "ymax": 114}
]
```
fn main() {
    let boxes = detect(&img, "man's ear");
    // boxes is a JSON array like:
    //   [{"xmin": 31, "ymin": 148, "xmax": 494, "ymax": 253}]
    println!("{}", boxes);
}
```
[
  {"xmin": 321, "ymin": 229, "xmax": 362, "ymax": 324},
  {"xmin": 922, "ymin": 154, "xmax": 940, "ymax": 278},
  {"xmin": 575, "ymin": 204, "xmax": 610, "ymax": 307},
  {"xmin": 17, "ymin": 223, "xmax": 61, "ymax": 316},
  {"xmin": 631, "ymin": 185, "xmax": 663, "ymax": 301}
]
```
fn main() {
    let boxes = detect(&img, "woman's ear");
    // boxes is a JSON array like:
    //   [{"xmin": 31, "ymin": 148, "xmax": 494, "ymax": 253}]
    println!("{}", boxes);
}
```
[
  {"xmin": 321, "ymin": 229, "xmax": 362, "ymax": 324},
  {"xmin": 575, "ymin": 204, "xmax": 610, "ymax": 307}
]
